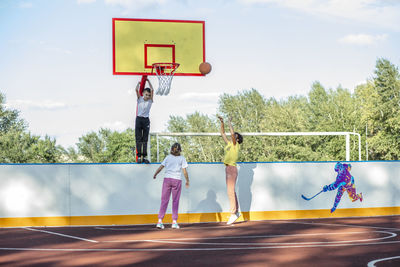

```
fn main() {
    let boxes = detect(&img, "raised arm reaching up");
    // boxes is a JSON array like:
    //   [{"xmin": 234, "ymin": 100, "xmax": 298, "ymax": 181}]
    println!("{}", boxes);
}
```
[
  {"xmin": 147, "ymin": 78, "xmax": 154, "ymax": 102},
  {"xmin": 135, "ymin": 81, "xmax": 141, "ymax": 99},
  {"xmin": 218, "ymin": 116, "xmax": 229, "ymax": 144},
  {"xmin": 227, "ymin": 116, "xmax": 236, "ymax": 146}
]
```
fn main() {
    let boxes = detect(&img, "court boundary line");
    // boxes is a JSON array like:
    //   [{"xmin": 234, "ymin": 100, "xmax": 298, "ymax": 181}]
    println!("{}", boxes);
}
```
[
  {"xmin": 367, "ymin": 255, "xmax": 400, "ymax": 267},
  {"xmin": 24, "ymin": 227, "xmax": 98, "ymax": 243},
  {"xmin": 1, "ymin": 240, "xmax": 400, "ymax": 252},
  {"xmin": 285, "ymin": 221, "xmax": 400, "ymax": 232},
  {"xmin": 101, "ymin": 230, "xmax": 394, "ymax": 243},
  {"xmin": 143, "ymin": 230, "xmax": 396, "ymax": 246},
  {"xmin": 0, "ymin": 220, "xmax": 397, "ymax": 253}
]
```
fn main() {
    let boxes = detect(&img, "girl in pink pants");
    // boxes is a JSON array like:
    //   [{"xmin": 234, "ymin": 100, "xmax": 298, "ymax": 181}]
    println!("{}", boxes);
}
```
[{"xmin": 153, "ymin": 143, "xmax": 189, "ymax": 229}]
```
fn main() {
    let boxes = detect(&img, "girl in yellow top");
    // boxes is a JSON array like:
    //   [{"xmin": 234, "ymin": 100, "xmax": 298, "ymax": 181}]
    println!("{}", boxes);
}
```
[{"xmin": 218, "ymin": 115, "xmax": 243, "ymax": 225}]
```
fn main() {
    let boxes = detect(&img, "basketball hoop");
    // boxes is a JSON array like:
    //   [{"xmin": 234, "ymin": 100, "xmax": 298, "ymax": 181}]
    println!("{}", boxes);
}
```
[{"xmin": 152, "ymin": 63, "xmax": 180, "ymax": 96}]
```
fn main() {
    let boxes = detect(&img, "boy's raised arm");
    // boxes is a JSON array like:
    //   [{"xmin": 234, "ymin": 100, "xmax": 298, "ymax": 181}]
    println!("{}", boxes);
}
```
[
  {"xmin": 147, "ymin": 79, "xmax": 154, "ymax": 101},
  {"xmin": 135, "ymin": 81, "xmax": 141, "ymax": 99}
]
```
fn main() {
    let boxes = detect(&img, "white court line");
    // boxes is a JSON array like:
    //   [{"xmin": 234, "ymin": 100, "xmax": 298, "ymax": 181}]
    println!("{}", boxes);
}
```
[
  {"xmin": 285, "ymin": 221, "xmax": 400, "ymax": 232},
  {"xmin": 141, "ymin": 230, "xmax": 396, "ymax": 246},
  {"xmin": 367, "ymin": 255, "xmax": 400, "ymax": 267},
  {"xmin": 24, "ymin": 227, "xmax": 98, "ymax": 243},
  {"xmin": 94, "ymin": 225, "xmax": 236, "ymax": 231},
  {"xmin": 102, "ymin": 231, "xmax": 395, "ymax": 243},
  {"xmin": 95, "ymin": 220, "xmax": 400, "ymax": 232},
  {"xmin": 0, "ymin": 221, "xmax": 395, "ymax": 253},
  {"xmin": 1, "ymin": 240, "xmax": 400, "ymax": 252}
]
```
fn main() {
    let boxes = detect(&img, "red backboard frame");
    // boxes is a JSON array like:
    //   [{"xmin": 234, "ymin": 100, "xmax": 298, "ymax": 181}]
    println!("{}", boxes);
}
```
[{"xmin": 112, "ymin": 18, "xmax": 205, "ymax": 76}]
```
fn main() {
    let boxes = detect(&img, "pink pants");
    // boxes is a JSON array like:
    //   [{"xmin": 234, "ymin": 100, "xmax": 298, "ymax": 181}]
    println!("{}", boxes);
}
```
[
  {"xmin": 158, "ymin": 178, "xmax": 182, "ymax": 221},
  {"xmin": 226, "ymin": 165, "xmax": 239, "ymax": 214}
]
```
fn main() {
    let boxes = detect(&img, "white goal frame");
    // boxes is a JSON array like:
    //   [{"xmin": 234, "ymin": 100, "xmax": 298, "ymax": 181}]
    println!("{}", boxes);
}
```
[{"xmin": 148, "ymin": 132, "xmax": 361, "ymax": 163}]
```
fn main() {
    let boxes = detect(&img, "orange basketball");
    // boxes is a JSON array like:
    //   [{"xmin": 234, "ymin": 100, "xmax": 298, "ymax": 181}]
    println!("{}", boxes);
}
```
[{"xmin": 199, "ymin": 62, "xmax": 212, "ymax": 75}]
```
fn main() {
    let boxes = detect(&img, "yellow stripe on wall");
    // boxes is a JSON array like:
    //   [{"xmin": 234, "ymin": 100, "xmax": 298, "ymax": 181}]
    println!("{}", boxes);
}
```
[{"xmin": 1, "ymin": 207, "xmax": 399, "ymax": 228}]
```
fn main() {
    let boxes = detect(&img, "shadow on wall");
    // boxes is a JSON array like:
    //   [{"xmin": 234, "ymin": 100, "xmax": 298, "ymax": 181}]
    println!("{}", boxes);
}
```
[
  {"xmin": 194, "ymin": 190, "xmax": 223, "ymax": 222},
  {"xmin": 237, "ymin": 163, "xmax": 256, "ymax": 221}
]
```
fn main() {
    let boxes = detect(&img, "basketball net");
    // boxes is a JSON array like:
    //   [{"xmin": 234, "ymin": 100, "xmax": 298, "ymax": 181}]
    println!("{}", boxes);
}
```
[{"xmin": 152, "ymin": 63, "xmax": 180, "ymax": 96}]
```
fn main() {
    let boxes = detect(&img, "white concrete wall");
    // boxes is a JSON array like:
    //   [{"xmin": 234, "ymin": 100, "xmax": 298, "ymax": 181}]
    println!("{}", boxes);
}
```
[{"xmin": 0, "ymin": 161, "xmax": 399, "ymax": 219}]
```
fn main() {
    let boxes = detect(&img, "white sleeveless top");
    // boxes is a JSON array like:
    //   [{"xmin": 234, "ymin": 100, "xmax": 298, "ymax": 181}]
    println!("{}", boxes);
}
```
[{"xmin": 137, "ymin": 97, "xmax": 153, "ymax": 117}]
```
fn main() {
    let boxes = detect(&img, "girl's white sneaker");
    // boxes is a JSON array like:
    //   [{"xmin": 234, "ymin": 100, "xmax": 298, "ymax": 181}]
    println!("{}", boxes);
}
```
[
  {"xmin": 171, "ymin": 223, "xmax": 180, "ymax": 229},
  {"xmin": 227, "ymin": 212, "xmax": 240, "ymax": 225}
]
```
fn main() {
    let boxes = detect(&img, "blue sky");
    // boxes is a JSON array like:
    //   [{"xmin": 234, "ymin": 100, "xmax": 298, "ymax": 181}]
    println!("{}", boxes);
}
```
[{"xmin": 1, "ymin": 0, "xmax": 399, "ymax": 148}]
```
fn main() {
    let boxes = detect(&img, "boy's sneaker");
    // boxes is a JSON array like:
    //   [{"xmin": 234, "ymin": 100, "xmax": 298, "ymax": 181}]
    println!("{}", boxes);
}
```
[
  {"xmin": 227, "ymin": 212, "xmax": 240, "ymax": 225},
  {"xmin": 143, "ymin": 158, "xmax": 150, "ymax": 164},
  {"xmin": 171, "ymin": 223, "xmax": 180, "ymax": 229},
  {"xmin": 137, "ymin": 157, "xmax": 142, "ymax": 164},
  {"xmin": 156, "ymin": 223, "xmax": 164, "ymax": 229}
]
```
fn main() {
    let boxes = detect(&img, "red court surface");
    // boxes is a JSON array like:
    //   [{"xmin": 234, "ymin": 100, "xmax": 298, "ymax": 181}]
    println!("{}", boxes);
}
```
[{"xmin": 0, "ymin": 215, "xmax": 399, "ymax": 266}]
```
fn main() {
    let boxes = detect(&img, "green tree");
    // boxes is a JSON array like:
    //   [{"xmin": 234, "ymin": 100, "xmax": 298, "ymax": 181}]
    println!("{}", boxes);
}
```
[
  {"xmin": 0, "ymin": 92, "xmax": 26, "ymax": 133},
  {"xmin": 359, "ymin": 58, "xmax": 400, "ymax": 160},
  {"xmin": 75, "ymin": 128, "xmax": 136, "ymax": 163},
  {"xmin": 305, "ymin": 82, "xmax": 363, "ymax": 161},
  {"xmin": 165, "ymin": 112, "xmax": 222, "ymax": 162},
  {"xmin": 166, "ymin": 84, "xmax": 366, "ymax": 162},
  {"xmin": 0, "ymin": 92, "xmax": 62, "ymax": 163},
  {"xmin": 219, "ymin": 89, "xmax": 267, "ymax": 132},
  {"xmin": 218, "ymin": 89, "xmax": 271, "ymax": 161},
  {"xmin": 5, "ymin": 58, "xmax": 399, "ymax": 163}
]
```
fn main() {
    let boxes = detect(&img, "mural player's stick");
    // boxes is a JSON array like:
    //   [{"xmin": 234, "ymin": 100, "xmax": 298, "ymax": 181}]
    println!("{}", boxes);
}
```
[{"xmin": 301, "ymin": 190, "xmax": 324, "ymax": 201}]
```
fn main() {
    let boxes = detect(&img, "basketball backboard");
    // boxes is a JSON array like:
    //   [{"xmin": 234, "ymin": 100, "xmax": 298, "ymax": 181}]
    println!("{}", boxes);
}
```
[{"xmin": 112, "ymin": 18, "xmax": 205, "ymax": 76}]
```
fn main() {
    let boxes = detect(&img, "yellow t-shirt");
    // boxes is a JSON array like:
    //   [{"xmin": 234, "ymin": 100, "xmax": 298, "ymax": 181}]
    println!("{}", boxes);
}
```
[{"xmin": 223, "ymin": 141, "xmax": 240, "ymax": 166}]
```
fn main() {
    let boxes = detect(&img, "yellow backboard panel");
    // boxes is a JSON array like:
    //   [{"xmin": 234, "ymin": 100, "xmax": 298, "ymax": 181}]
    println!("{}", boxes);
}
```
[{"xmin": 113, "ymin": 18, "xmax": 205, "ymax": 76}]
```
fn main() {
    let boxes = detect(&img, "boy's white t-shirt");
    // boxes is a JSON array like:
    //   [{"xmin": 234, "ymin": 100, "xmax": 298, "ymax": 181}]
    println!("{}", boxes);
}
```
[
  {"xmin": 161, "ymin": 154, "xmax": 188, "ymax": 180},
  {"xmin": 137, "ymin": 97, "xmax": 153, "ymax": 117}
]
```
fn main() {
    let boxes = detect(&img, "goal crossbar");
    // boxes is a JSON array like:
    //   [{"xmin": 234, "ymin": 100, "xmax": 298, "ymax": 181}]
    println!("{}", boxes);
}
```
[{"xmin": 148, "ymin": 132, "xmax": 361, "ymax": 163}]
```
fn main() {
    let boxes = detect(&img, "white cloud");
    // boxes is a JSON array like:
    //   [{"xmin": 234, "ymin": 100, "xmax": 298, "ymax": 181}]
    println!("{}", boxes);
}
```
[
  {"xmin": 19, "ymin": 2, "xmax": 33, "ymax": 8},
  {"xmin": 101, "ymin": 121, "xmax": 129, "ymax": 131},
  {"xmin": 28, "ymin": 40, "xmax": 73, "ymax": 55},
  {"xmin": 178, "ymin": 92, "xmax": 220, "ymax": 102},
  {"xmin": 238, "ymin": 0, "xmax": 400, "ymax": 31},
  {"xmin": 40, "ymin": 41, "xmax": 73, "ymax": 55},
  {"xmin": 338, "ymin": 33, "xmax": 388, "ymax": 45},
  {"xmin": 77, "ymin": 0, "xmax": 96, "ymax": 4},
  {"xmin": 6, "ymin": 100, "xmax": 71, "ymax": 110},
  {"xmin": 192, "ymin": 7, "xmax": 217, "ymax": 16},
  {"xmin": 105, "ymin": 0, "xmax": 167, "ymax": 13},
  {"xmin": 45, "ymin": 46, "xmax": 72, "ymax": 55}
]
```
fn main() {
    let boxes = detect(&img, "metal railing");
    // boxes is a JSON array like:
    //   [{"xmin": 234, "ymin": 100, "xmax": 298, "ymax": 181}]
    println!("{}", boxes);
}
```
[{"xmin": 148, "ymin": 132, "xmax": 362, "ymax": 163}]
